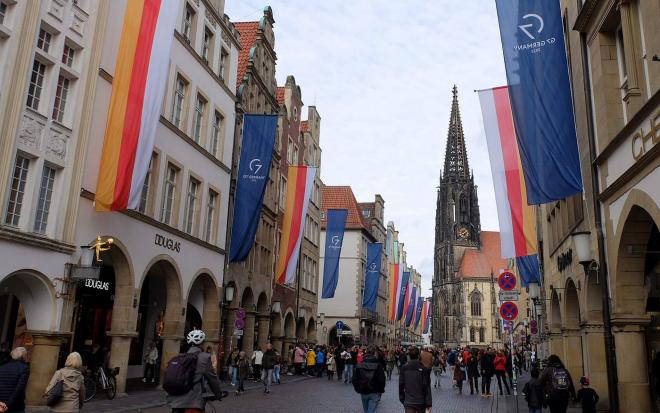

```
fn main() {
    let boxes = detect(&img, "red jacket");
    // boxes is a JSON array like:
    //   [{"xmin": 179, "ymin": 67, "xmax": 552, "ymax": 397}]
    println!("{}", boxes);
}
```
[{"xmin": 493, "ymin": 355, "xmax": 507, "ymax": 372}]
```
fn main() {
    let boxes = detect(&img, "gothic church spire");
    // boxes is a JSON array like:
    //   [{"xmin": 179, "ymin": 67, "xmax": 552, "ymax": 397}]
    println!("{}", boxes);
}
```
[{"xmin": 443, "ymin": 85, "xmax": 470, "ymax": 179}]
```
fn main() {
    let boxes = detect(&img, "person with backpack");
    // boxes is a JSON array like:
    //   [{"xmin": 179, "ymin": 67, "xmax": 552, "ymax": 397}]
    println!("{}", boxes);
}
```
[
  {"xmin": 261, "ymin": 343, "xmax": 278, "ymax": 394},
  {"xmin": 165, "ymin": 330, "xmax": 224, "ymax": 412},
  {"xmin": 353, "ymin": 345, "xmax": 386, "ymax": 413},
  {"xmin": 538, "ymin": 354, "xmax": 576, "ymax": 413},
  {"xmin": 399, "ymin": 347, "xmax": 432, "ymax": 413},
  {"xmin": 522, "ymin": 368, "xmax": 544, "ymax": 413},
  {"xmin": 574, "ymin": 376, "xmax": 598, "ymax": 413}
]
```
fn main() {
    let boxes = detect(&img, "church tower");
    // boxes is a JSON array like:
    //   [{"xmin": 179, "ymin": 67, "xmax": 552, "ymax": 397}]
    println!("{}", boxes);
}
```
[{"xmin": 432, "ymin": 86, "xmax": 482, "ymax": 346}]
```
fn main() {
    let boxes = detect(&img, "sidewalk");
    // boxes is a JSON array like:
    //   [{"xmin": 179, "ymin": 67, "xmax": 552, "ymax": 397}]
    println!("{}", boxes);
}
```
[
  {"xmin": 500, "ymin": 372, "xmax": 581, "ymax": 413},
  {"xmin": 80, "ymin": 374, "xmax": 311, "ymax": 413}
]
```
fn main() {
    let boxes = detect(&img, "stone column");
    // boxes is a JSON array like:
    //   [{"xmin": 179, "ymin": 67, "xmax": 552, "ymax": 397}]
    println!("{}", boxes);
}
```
[
  {"xmin": 223, "ymin": 307, "xmax": 237, "ymax": 358},
  {"xmin": 242, "ymin": 311, "xmax": 256, "ymax": 355},
  {"xmin": 25, "ymin": 332, "xmax": 65, "ymax": 408},
  {"xmin": 271, "ymin": 336, "xmax": 284, "ymax": 356},
  {"xmin": 612, "ymin": 319, "xmax": 651, "ymax": 412},
  {"xmin": 562, "ymin": 329, "xmax": 584, "ymax": 381},
  {"xmin": 256, "ymin": 313, "xmax": 270, "ymax": 349},
  {"xmin": 160, "ymin": 335, "xmax": 183, "ymax": 383},
  {"xmin": 582, "ymin": 324, "xmax": 609, "ymax": 409},
  {"xmin": 548, "ymin": 331, "xmax": 564, "ymax": 359},
  {"xmin": 106, "ymin": 331, "xmax": 137, "ymax": 395}
]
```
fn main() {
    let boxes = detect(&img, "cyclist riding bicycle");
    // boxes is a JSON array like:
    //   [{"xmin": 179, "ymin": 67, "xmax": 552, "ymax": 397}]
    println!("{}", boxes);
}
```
[{"xmin": 166, "ymin": 329, "xmax": 224, "ymax": 413}]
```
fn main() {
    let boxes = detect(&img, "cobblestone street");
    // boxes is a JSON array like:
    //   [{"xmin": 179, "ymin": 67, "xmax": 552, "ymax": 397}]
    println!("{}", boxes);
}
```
[{"xmin": 82, "ymin": 370, "xmax": 582, "ymax": 413}]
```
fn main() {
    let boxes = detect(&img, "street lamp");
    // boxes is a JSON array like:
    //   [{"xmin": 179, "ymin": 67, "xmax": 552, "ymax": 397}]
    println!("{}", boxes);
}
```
[
  {"xmin": 224, "ymin": 284, "xmax": 235, "ymax": 302},
  {"xmin": 572, "ymin": 231, "xmax": 600, "ymax": 281}
]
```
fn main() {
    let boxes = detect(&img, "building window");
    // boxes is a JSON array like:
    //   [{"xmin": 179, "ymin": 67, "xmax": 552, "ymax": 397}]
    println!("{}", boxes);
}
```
[
  {"xmin": 287, "ymin": 137, "xmax": 293, "ymax": 164},
  {"xmin": 52, "ymin": 75, "xmax": 70, "ymax": 123},
  {"xmin": 616, "ymin": 26, "xmax": 628, "ymax": 84},
  {"xmin": 33, "ymin": 165, "xmax": 56, "ymax": 233},
  {"xmin": 201, "ymin": 28, "xmax": 212, "ymax": 63},
  {"xmin": 26, "ymin": 60, "xmax": 46, "ymax": 110},
  {"xmin": 171, "ymin": 76, "xmax": 186, "ymax": 128},
  {"xmin": 293, "ymin": 145, "xmax": 299, "ymax": 164},
  {"xmin": 37, "ymin": 28, "xmax": 51, "ymax": 53},
  {"xmin": 138, "ymin": 155, "xmax": 155, "ymax": 213},
  {"xmin": 0, "ymin": 3, "xmax": 7, "ymax": 25},
  {"xmin": 204, "ymin": 190, "xmax": 218, "ymax": 243},
  {"xmin": 4, "ymin": 156, "xmax": 30, "ymax": 226},
  {"xmin": 469, "ymin": 327, "xmax": 476, "ymax": 342},
  {"xmin": 183, "ymin": 177, "xmax": 199, "ymax": 234},
  {"xmin": 192, "ymin": 94, "xmax": 206, "ymax": 144},
  {"xmin": 279, "ymin": 176, "xmax": 287, "ymax": 209},
  {"xmin": 210, "ymin": 111, "xmax": 223, "ymax": 157},
  {"xmin": 160, "ymin": 164, "xmax": 178, "ymax": 225},
  {"xmin": 182, "ymin": 4, "xmax": 194, "ymax": 43},
  {"xmin": 470, "ymin": 292, "xmax": 481, "ymax": 317},
  {"xmin": 479, "ymin": 327, "xmax": 485, "ymax": 343},
  {"xmin": 219, "ymin": 48, "xmax": 228, "ymax": 82},
  {"xmin": 362, "ymin": 209, "xmax": 370, "ymax": 218},
  {"xmin": 62, "ymin": 44, "xmax": 75, "ymax": 67}
]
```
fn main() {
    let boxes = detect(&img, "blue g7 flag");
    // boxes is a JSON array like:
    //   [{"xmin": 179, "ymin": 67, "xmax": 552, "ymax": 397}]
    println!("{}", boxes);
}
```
[
  {"xmin": 362, "ymin": 243, "xmax": 383, "ymax": 311},
  {"xmin": 414, "ymin": 296, "xmax": 424, "ymax": 329},
  {"xmin": 229, "ymin": 114, "xmax": 278, "ymax": 262},
  {"xmin": 516, "ymin": 254, "xmax": 542, "ymax": 286},
  {"xmin": 321, "ymin": 209, "xmax": 348, "ymax": 299},
  {"xmin": 396, "ymin": 271, "xmax": 410, "ymax": 321},
  {"xmin": 405, "ymin": 286, "xmax": 417, "ymax": 327},
  {"xmin": 495, "ymin": 0, "xmax": 583, "ymax": 204}
]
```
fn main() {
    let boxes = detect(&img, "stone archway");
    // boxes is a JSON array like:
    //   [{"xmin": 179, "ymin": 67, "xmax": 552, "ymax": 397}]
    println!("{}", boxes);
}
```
[
  {"xmin": 284, "ymin": 311, "xmax": 296, "ymax": 356},
  {"xmin": 270, "ymin": 313, "xmax": 283, "ymax": 355},
  {"xmin": 240, "ymin": 288, "xmax": 255, "ymax": 353},
  {"xmin": 0, "ymin": 270, "xmax": 58, "ymax": 406},
  {"xmin": 186, "ymin": 272, "xmax": 220, "ymax": 342},
  {"xmin": 137, "ymin": 258, "xmax": 183, "ymax": 385},
  {"xmin": 550, "ymin": 289, "xmax": 563, "ymax": 359},
  {"xmin": 296, "ymin": 317, "xmax": 306, "ymax": 344},
  {"xmin": 307, "ymin": 317, "xmax": 316, "ymax": 344},
  {"xmin": 563, "ymin": 279, "xmax": 583, "ymax": 383},
  {"xmin": 256, "ymin": 293, "xmax": 269, "ymax": 350},
  {"xmin": 611, "ymin": 204, "xmax": 660, "ymax": 412}
]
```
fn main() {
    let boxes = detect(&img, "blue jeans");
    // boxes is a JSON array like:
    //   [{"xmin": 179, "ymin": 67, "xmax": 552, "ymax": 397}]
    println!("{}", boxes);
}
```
[
  {"xmin": 529, "ymin": 409, "xmax": 542, "ymax": 413},
  {"xmin": 229, "ymin": 365, "xmax": 237, "ymax": 385},
  {"xmin": 273, "ymin": 364, "xmax": 281, "ymax": 382},
  {"xmin": 344, "ymin": 364, "xmax": 354, "ymax": 382},
  {"xmin": 360, "ymin": 393, "xmax": 381, "ymax": 413}
]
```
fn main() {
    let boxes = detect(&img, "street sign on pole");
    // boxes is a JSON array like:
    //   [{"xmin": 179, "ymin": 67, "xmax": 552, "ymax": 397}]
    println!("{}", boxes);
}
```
[
  {"xmin": 499, "ymin": 291, "xmax": 520, "ymax": 302},
  {"xmin": 498, "ymin": 270, "xmax": 517, "ymax": 291},
  {"xmin": 336, "ymin": 321, "xmax": 344, "ymax": 330},
  {"xmin": 233, "ymin": 329, "xmax": 244, "ymax": 336},
  {"xmin": 500, "ymin": 301, "xmax": 519, "ymax": 321}
]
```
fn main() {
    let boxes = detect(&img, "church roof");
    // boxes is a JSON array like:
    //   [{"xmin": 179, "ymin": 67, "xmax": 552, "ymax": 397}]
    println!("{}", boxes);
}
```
[
  {"xmin": 234, "ymin": 21, "xmax": 260, "ymax": 91},
  {"xmin": 321, "ymin": 186, "xmax": 368, "ymax": 230},
  {"xmin": 443, "ymin": 85, "xmax": 470, "ymax": 179},
  {"xmin": 458, "ymin": 231, "xmax": 507, "ymax": 278}
]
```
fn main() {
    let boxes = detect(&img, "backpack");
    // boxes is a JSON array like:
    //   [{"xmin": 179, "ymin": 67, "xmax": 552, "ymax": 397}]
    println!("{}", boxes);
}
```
[
  {"xmin": 162, "ymin": 352, "xmax": 198, "ymax": 395},
  {"xmin": 546, "ymin": 367, "xmax": 570, "ymax": 398},
  {"xmin": 353, "ymin": 362, "xmax": 380, "ymax": 394},
  {"xmin": 433, "ymin": 355, "xmax": 441, "ymax": 367}
]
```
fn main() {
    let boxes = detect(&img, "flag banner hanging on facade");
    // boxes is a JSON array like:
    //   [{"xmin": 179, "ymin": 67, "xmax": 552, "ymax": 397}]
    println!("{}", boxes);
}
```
[
  {"xmin": 396, "ymin": 270, "xmax": 410, "ymax": 321},
  {"xmin": 362, "ymin": 243, "xmax": 383, "ymax": 311},
  {"xmin": 276, "ymin": 166, "xmax": 318, "ymax": 285},
  {"xmin": 419, "ymin": 299, "xmax": 428, "ymax": 334},
  {"xmin": 495, "ymin": 0, "xmax": 583, "ymax": 204},
  {"xmin": 516, "ymin": 253, "xmax": 541, "ymax": 286},
  {"xmin": 414, "ymin": 296, "xmax": 424, "ymax": 330},
  {"xmin": 393, "ymin": 241, "xmax": 400, "ymax": 264},
  {"xmin": 387, "ymin": 262, "xmax": 400, "ymax": 321},
  {"xmin": 422, "ymin": 300, "xmax": 431, "ymax": 334},
  {"xmin": 321, "ymin": 209, "xmax": 348, "ymax": 298},
  {"xmin": 478, "ymin": 86, "xmax": 537, "ymax": 258},
  {"xmin": 95, "ymin": 0, "xmax": 180, "ymax": 211},
  {"xmin": 405, "ymin": 286, "xmax": 418, "ymax": 327},
  {"xmin": 229, "ymin": 114, "xmax": 278, "ymax": 262}
]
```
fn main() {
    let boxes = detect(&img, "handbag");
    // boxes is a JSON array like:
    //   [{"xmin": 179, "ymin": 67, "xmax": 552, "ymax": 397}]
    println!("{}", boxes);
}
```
[{"xmin": 46, "ymin": 378, "xmax": 64, "ymax": 407}]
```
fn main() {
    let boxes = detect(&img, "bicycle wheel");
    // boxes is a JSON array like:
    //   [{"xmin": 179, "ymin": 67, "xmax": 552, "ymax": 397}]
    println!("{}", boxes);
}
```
[
  {"xmin": 84, "ymin": 377, "xmax": 97, "ymax": 402},
  {"xmin": 106, "ymin": 376, "xmax": 117, "ymax": 400}
]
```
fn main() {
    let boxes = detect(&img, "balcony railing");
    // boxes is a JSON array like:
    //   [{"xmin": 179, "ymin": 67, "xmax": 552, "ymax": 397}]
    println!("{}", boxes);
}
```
[{"xmin": 360, "ymin": 308, "xmax": 378, "ymax": 322}]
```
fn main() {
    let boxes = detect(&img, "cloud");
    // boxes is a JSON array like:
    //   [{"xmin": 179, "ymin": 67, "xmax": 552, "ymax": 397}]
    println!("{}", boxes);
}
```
[{"xmin": 226, "ymin": 0, "xmax": 507, "ymax": 297}]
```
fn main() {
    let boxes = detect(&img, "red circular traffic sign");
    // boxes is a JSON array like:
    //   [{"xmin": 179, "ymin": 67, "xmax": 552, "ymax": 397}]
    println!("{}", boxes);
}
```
[
  {"xmin": 498, "ymin": 271, "xmax": 517, "ymax": 291},
  {"xmin": 500, "ymin": 301, "xmax": 519, "ymax": 321}
]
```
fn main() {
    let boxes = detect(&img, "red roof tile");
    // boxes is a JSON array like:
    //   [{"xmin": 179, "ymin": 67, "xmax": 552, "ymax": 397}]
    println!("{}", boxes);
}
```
[
  {"xmin": 234, "ymin": 21, "xmax": 259, "ymax": 91},
  {"xmin": 300, "ymin": 121, "xmax": 309, "ymax": 133},
  {"xmin": 276, "ymin": 87, "xmax": 285, "ymax": 105},
  {"xmin": 458, "ymin": 231, "xmax": 508, "ymax": 278},
  {"xmin": 321, "ymin": 186, "xmax": 368, "ymax": 230}
]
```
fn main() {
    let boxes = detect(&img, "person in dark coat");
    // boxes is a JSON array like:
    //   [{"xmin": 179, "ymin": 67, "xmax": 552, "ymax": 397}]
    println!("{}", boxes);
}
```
[
  {"xmin": 538, "ymin": 354, "xmax": 576, "ymax": 413},
  {"xmin": 399, "ymin": 347, "xmax": 432, "ymax": 413},
  {"xmin": 466, "ymin": 350, "xmax": 480, "ymax": 395},
  {"xmin": 0, "ymin": 343, "xmax": 10, "ymax": 365},
  {"xmin": 0, "ymin": 347, "xmax": 29, "ymax": 413},
  {"xmin": 352, "ymin": 345, "xmax": 386, "ymax": 413},
  {"xmin": 480, "ymin": 348, "xmax": 494, "ymax": 396},
  {"xmin": 523, "ymin": 368, "xmax": 544, "ymax": 413}
]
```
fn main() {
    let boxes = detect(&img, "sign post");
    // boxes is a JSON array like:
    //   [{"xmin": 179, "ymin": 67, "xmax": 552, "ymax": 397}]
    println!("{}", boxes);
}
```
[{"xmin": 498, "ymin": 269, "xmax": 518, "ymax": 396}]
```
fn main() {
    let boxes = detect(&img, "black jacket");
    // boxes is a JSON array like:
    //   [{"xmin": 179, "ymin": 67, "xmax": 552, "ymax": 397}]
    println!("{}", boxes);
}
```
[
  {"xmin": 480, "ymin": 352, "xmax": 494, "ymax": 376},
  {"xmin": 523, "ymin": 378, "xmax": 544, "ymax": 409},
  {"xmin": 467, "ymin": 357, "xmax": 480, "ymax": 378},
  {"xmin": 352, "ymin": 355, "xmax": 386, "ymax": 394},
  {"xmin": 0, "ymin": 360, "xmax": 30, "ymax": 411},
  {"xmin": 399, "ymin": 360, "xmax": 432, "ymax": 408},
  {"xmin": 262, "ymin": 350, "xmax": 278, "ymax": 369}
]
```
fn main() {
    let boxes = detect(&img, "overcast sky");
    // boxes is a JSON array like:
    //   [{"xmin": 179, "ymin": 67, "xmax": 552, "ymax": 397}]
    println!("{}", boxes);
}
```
[{"xmin": 226, "ymin": 1, "xmax": 508, "ymax": 297}]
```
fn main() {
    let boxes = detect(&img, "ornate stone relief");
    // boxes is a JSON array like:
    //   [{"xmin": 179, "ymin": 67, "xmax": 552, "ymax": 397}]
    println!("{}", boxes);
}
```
[
  {"xmin": 18, "ymin": 115, "xmax": 44, "ymax": 152},
  {"xmin": 49, "ymin": 0, "xmax": 66, "ymax": 22},
  {"xmin": 71, "ymin": 11, "xmax": 85, "ymax": 35},
  {"xmin": 46, "ymin": 130, "xmax": 68, "ymax": 164}
]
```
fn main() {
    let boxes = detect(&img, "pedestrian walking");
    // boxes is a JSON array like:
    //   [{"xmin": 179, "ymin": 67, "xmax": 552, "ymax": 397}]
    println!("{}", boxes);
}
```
[
  {"xmin": 574, "ymin": 376, "xmax": 598, "ymax": 413},
  {"xmin": 226, "ymin": 347, "xmax": 239, "ymax": 386},
  {"xmin": 261, "ymin": 343, "xmax": 277, "ymax": 394},
  {"xmin": 327, "ymin": 352, "xmax": 337, "ymax": 380},
  {"xmin": 399, "ymin": 347, "xmax": 432, "ymax": 413},
  {"xmin": 335, "ymin": 346, "xmax": 345, "ymax": 381},
  {"xmin": 272, "ymin": 351, "xmax": 282, "ymax": 385},
  {"xmin": 306, "ymin": 347, "xmax": 316, "ymax": 376},
  {"xmin": 142, "ymin": 342, "xmax": 159, "ymax": 383},
  {"xmin": 316, "ymin": 348, "xmax": 325, "ymax": 378},
  {"xmin": 385, "ymin": 350, "xmax": 396, "ymax": 381},
  {"xmin": 466, "ymin": 350, "xmax": 480, "ymax": 395},
  {"xmin": 45, "ymin": 352, "xmax": 85, "ymax": 413},
  {"xmin": 353, "ymin": 345, "xmax": 386, "ymax": 413},
  {"xmin": 293, "ymin": 344, "xmax": 305, "ymax": 375},
  {"xmin": 522, "ymin": 368, "xmax": 544, "ymax": 413},
  {"xmin": 453, "ymin": 355, "xmax": 466, "ymax": 394},
  {"xmin": 538, "ymin": 354, "xmax": 576, "ymax": 413},
  {"xmin": 342, "ymin": 348, "xmax": 354, "ymax": 384},
  {"xmin": 0, "ymin": 347, "xmax": 29, "ymax": 413},
  {"xmin": 480, "ymin": 348, "xmax": 494, "ymax": 396},
  {"xmin": 251, "ymin": 347, "xmax": 264, "ymax": 382},
  {"xmin": 493, "ymin": 350, "xmax": 510, "ymax": 396},
  {"xmin": 235, "ymin": 351, "xmax": 249, "ymax": 395},
  {"xmin": 431, "ymin": 351, "xmax": 442, "ymax": 389}
]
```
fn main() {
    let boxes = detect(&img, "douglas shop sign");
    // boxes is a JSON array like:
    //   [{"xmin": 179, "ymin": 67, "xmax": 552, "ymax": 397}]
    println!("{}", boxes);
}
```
[
  {"xmin": 82, "ymin": 278, "xmax": 111, "ymax": 291},
  {"xmin": 155, "ymin": 234, "xmax": 181, "ymax": 253}
]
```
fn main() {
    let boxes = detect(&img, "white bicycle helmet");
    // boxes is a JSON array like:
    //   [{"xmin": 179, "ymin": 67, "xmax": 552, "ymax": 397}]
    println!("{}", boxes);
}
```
[{"xmin": 187, "ymin": 329, "xmax": 206, "ymax": 345}]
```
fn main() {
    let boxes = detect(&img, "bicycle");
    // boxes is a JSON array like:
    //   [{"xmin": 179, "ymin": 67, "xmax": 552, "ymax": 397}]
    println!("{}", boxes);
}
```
[
  {"xmin": 83, "ymin": 366, "xmax": 119, "ymax": 402},
  {"xmin": 203, "ymin": 391, "xmax": 228, "ymax": 413}
]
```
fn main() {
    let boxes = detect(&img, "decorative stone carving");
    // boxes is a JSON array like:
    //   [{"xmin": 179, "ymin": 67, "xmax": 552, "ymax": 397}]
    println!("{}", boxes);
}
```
[
  {"xmin": 205, "ymin": 9, "xmax": 217, "ymax": 29},
  {"xmin": 18, "ymin": 115, "xmax": 44, "ymax": 151},
  {"xmin": 49, "ymin": 0, "xmax": 65, "ymax": 21},
  {"xmin": 71, "ymin": 12, "xmax": 85, "ymax": 35},
  {"xmin": 46, "ymin": 131, "xmax": 68, "ymax": 163},
  {"xmin": 221, "ymin": 31, "xmax": 231, "ymax": 49}
]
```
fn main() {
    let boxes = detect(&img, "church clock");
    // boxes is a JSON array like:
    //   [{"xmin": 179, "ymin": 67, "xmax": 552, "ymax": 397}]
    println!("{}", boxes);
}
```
[{"xmin": 458, "ymin": 225, "xmax": 470, "ymax": 239}]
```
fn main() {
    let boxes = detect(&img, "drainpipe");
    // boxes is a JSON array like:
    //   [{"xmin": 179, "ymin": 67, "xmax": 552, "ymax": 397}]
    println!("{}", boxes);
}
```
[{"xmin": 580, "ymin": 32, "xmax": 620, "ymax": 412}]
